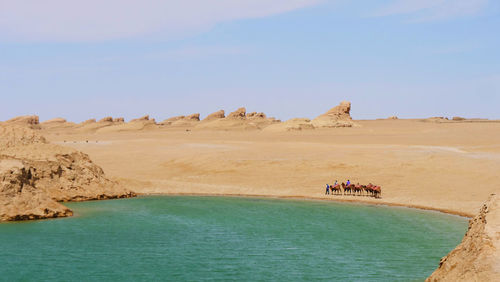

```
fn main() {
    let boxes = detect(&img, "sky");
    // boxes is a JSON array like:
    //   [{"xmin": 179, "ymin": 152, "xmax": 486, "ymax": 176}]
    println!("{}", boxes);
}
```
[{"xmin": 1, "ymin": 0, "xmax": 499, "ymax": 122}]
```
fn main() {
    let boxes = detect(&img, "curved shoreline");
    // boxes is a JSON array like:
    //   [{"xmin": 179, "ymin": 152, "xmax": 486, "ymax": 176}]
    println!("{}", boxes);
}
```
[{"xmin": 136, "ymin": 192, "xmax": 474, "ymax": 218}]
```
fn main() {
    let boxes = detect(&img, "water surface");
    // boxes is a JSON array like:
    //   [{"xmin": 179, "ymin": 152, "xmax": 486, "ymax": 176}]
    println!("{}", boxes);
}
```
[{"xmin": 0, "ymin": 196, "xmax": 467, "ymax": 281}]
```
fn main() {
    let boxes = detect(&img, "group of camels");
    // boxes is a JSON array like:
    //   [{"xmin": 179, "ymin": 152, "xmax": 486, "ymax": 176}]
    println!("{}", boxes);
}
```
[{"xmin": 326, "ymin": 182, "xmax": 382, "ymax": 198}]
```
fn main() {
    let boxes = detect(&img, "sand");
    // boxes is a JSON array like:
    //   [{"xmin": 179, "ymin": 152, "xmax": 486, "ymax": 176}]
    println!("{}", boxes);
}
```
[{"xmin": 42, "ymin": 119, "xmax": 500, "ymax": 217}]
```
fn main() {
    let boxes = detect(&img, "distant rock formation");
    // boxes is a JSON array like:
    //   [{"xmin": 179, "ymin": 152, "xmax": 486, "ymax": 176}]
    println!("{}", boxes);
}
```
[
  {"xmin": 264, "ymin": 118, "xmax": 314, "ymax": 132},
  {"xmin": 97, "ymin": 115, "xmax": 156, "ymax": 133},
  {"xmin": 311, "ymin": 101, "xmax": 355, "ymax": 128},
  {"xmin": 160, "ymin": 115, "xmax": 185, "ymax": 125},
  {"xmin": 423, "ymin": 117, "xmax": 449, "ymax": 123},
  {"xmin": 427, "ymin": 194, "xmax": 500, "ymax": 281},
  {"xmin": 185, "ymin": 113, "xmax": 200, "ymax": 121},
  {"xmin": 130, "ymin": 115, "xmax": 151, "ymax": 122},
  {"xmin": 160, "ymin": 114, "xmax": 200, "ymax": 127},
  {"xmin": 3, "ymin": 115, "xmax": 40, "ymax": 129},
  {"xmin": 202, "ymin": 110, "xmax": 225, "ymax": 121},
  {"xmin": 99, "ymin": 116, "xmax": 114, "ymax": 123},
  {"xmin": 452, "ymin": 116, "xmax": 466, "ymax": 121},
  {"xmin": 40, "ymin": 118, "xmax": 77, "ymax": 130},
  {"xmin": 81, "ymin": 119, "xmax": 96, "ymax": 125},
  {"xmin": 42, "ymin": 118, "xmax": 67, "ymax": 124},
  {"xmin": 0, "ymin": 125, "xmax": 135, "ymax": 222},
  {"xmin": 196, "ymin": 107, "xmax": 277, "ymax": 130},
  {"xmin": 247, "ymin": 112, "xmax": 267, "ymax": 119},
  {"xmin": 227, "ymin": 107, "xmax": 247, "ymax": 120},
  {"xmin": 388, "ymin": 116, "xmax": 398, "ymax": 120}
]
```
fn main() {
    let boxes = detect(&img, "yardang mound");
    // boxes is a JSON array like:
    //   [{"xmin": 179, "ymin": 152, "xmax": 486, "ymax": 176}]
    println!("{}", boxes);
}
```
[{"xmin": 0, "ymin": 124, "xmax": 135, "ymax": 222}]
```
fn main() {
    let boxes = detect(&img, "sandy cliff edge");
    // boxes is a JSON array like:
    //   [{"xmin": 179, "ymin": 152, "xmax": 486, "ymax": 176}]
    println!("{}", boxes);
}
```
[{"xmin": 427, "ymin": 193, "xmax": 500, "ymax": 281}]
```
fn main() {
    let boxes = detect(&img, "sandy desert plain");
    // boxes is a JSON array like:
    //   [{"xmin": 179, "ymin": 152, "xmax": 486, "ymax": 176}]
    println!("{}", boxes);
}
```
[
  {"xmin": 44, "ymin": 114, "xmax": 499, "ymax": 218},
  {"xmin": 1, "ymin": 102, "xmax": 499, "ymax": 280}
]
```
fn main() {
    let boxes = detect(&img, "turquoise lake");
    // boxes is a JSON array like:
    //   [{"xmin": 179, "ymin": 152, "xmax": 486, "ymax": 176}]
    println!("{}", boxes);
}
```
[{"xmin": 0, "ymin": 196, "xmax": 467, "ymax": 281}]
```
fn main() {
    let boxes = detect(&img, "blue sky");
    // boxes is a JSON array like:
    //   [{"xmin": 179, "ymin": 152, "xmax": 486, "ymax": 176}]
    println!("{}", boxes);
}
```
[{"xmin": 1, "ymin": 0, "xmax": 499, "ymax": 122}]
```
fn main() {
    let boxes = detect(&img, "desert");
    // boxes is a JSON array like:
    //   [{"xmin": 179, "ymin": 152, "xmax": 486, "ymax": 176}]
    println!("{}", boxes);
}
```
[
  {"xmin": 1, "ymin": 102, "xmax": 499, "ymax": 280},
  {"xmin": 2, "ymin": 1, "xmax": 499, "ymax": 280}
]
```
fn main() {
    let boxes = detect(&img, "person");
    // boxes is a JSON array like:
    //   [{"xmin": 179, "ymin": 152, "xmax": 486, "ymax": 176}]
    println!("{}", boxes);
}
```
[
  {"xmin": 325, "ymin": 184, "xmax": 330, "ymax": 195},
  {"xmin": 334, "ymin": 180, "xmax": 338, "ymax": 187},
  {"xmin": 346, "ymin": 179, "xmax": 351, "ymax": 186}
]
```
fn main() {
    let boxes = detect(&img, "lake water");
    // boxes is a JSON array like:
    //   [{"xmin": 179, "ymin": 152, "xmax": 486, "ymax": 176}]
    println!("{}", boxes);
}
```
[{"xmin": 0, "ymin": 196, "xmax": 467, "ymax": 281}]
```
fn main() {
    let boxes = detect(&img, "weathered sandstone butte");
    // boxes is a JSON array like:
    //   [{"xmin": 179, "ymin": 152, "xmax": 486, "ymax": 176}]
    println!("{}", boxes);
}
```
[
  {"xmin": 0, "ymin": 122, "xmax": 135, "ymax": 222},
  {"xmin": 311, "ymin": 101, "xmax": 355, "ymax": 128}
]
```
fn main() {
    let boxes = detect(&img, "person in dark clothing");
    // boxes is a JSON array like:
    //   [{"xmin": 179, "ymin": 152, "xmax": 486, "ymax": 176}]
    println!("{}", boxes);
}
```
[{"xmin": 325, "ymin": 184, "xmax": 330, "ymax": 195}]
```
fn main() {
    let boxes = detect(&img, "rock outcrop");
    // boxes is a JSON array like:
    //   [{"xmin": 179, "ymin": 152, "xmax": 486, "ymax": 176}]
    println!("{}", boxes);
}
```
[
  {"xmin": 40, "ymin": 118, "xmax": 77, "ymax": 130},
  {"xmin": 196, "ymin": 107, "xmax": 278, "ymax": 130},
  {"xmin": 130, "ymin": 115, "xmax": 151, "ymax": 123},
  {"xmin": 3, "ymin": 115, "xmax": 40, "ymax": 129},
  {"xmin": 97, "ymin": 115, "xmax": 156, "ymax": 133},
  {"xmin": 0, "ymin": 125, "xmax": 135, "ymax": 222},
  {"xmin": 0, "ymin": 158, "xmax": 73, "ymax": 221},
  {"xmin": 81, "ymin": 119, "xmax": 96, "ymax": 125},
  {"xmin": 202, "ymin": 110, "xmax": 225, "ymax": 121},
  {"xmin": 427, "ymin": 194, "xmax": 500, "ymax": 281},
  {"xmin": 227, "ymin": 107, "xmax": 247, "ymax": 120},
  {"xmin": 99, "ymin": 116, "xmax": 114, "ymax": 123},
  {"xmin": 160, "ymin": 114, "xmax": 200, "ymax": 127},
  {"xmin": 160, "ymin": 116, "xmax": 185, "ymax": 125},
  {"xmin": 311, "ymin": 101, "xmax": 355, "ymax": 128}
]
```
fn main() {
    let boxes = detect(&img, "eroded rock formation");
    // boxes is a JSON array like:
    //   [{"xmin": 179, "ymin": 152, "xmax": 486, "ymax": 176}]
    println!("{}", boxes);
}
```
[
  {"xmin": 427, "ymin": 194, "xmax": 500, "ymax": 281},
  {"xmin": 202, "ymin": 110, "xmax": 225, "ymax": 121},
  {"xmin": 311, "ymin": 101, "xmax": 355, "ymax": 128},
  {"xmin": 0, "ymin": 125, "xmax": 135, "ymax": 222}
]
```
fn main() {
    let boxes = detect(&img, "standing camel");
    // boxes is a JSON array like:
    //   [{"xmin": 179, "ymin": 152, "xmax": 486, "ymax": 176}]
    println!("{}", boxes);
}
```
[
  {"xmin": 330, "ymin": 183, "xmax": 342, "ymax": 195},
  {"xmin": 341, "ymin": 183, "xmax": 352, "ymax": 195}
]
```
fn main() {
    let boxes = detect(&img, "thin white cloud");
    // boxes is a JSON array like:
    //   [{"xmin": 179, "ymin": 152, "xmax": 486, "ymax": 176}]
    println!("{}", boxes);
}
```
[
  {"xmin": 0, "ymin": 0, "xmax": 322, "ymax": 42},
  {"xmin": 371, "ymin": 0, "xmax": 488, "ymax": 21}
]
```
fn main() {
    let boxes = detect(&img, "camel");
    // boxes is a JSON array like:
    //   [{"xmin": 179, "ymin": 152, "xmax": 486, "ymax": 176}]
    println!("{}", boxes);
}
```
[
  {"xmin": 373, "ymin": 185, "xmax": 382, "ymax": 198},
  {"xmin": 341, "ymin": 183, "xmax": 352, "ymax": 195},
  {"xmin": 353, "ymin": 183, "xmax": 363, "ymax": 196},
  {"xmin": 364, "ymin": 183, "xmax": 374, "ymax": 197},
  {"xmin": 325, "ymin": 182, "xmax": 382, "ymax": 198},
  {"xmin": 330, "ymin": 184, "xmax": 342, "ymax": 195}
]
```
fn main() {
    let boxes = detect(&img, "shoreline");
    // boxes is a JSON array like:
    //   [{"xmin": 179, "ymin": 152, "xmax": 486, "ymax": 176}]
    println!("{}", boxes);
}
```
[{"xmin": 136, "ymin": 192, "xmax": 474, "ymax": 218}]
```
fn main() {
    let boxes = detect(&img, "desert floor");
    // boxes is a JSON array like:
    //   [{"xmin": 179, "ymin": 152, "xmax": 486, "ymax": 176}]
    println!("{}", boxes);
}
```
[{"xmin": 44, "ymin": 119, "xmax": 500, "ymax": 217}]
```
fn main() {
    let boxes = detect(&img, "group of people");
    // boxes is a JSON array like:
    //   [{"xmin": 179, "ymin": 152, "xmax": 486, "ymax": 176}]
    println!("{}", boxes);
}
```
[
  {"xmin": 324, "ymin": 180, "xmax": 382, "ymax": 198},
  {"xmin": 325, "ymin": 180, "xmax": 346, "ymax": 195}
]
